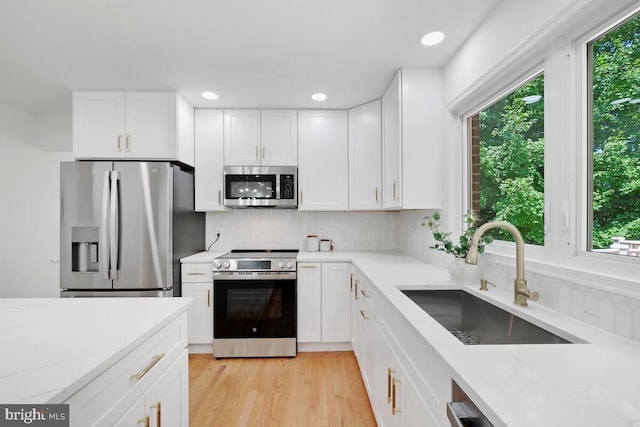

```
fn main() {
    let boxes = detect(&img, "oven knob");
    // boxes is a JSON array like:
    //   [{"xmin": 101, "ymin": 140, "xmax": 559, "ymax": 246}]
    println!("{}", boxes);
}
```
[
  {"xmin": 214, "ymin": 261, "xmax": 221, "ymax": 269},
  {"xmin": 252, "ymin": 328, "xmax": 257, "ymax": 333},
  {"xmin": 223, "ymin": 261, "xmax": 231, "ymax": 269},
  {"xmin": 278, "ymin": 261, "xmax": 285, "ymax": 268},
  {"xmin": 286, "ymin": 261, "xmax": 294, "ymax": 269}
]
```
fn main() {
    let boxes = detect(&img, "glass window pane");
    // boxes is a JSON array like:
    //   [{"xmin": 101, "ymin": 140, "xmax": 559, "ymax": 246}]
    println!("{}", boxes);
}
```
[
  {"xmin": 468, "ymin": 74, "xmax": 545, "ymax": 245},
  {"xmin": 589, "ymin": 12, "xmax": 640, "ymax": 256}
]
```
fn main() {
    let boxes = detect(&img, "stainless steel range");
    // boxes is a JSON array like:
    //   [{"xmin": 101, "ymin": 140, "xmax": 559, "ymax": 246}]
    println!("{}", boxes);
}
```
[{"xmin": 212, "ymin": 249, "xmax": 298, "ymax": 358}]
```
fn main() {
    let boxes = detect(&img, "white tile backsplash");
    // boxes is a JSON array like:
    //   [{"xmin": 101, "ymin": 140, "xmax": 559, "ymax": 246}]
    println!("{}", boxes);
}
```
[{"xmin": 205, "ymin": 209, "xmax": 398, "ymax": 252}]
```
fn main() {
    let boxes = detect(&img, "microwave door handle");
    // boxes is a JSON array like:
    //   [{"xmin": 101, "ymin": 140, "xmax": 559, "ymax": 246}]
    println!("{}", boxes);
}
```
[
  {"xmin": 109, "ymin": 170, "xmax": 120, "ymax": 280},
  {"xmin": 101, "ymin": 170, "xmax": 111, "ymax": 280}
]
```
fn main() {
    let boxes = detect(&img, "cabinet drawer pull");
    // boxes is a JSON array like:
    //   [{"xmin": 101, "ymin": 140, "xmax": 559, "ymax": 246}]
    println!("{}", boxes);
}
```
[
  {"xmin": 354, "ymin": 279, "xmax": 359, "ymax": 300},
  {"xmin": 151, "ymin": 402, "xmax": 162, "ymax": 427},
  {"xmin": 117, "ymin": 135, "xmax": 122, "ymax": 151},
  {"xmin": 360, "ymin": 289, "xmax": 369, "ymax": 298},
  {"xmin": 299, "ymin": 265, "xmax": 319, "ymax": 269},
  {"xmin": 138, "ymin": 416, "xmax": 150, "ymax": 427},
  {"xmin": 392, "ymin": 378, "xmax": 401, "ymax": 415},
  {"xmin": 207, "ymin": 289, "xmax": 211, "ymax": 307},
  {"xmin": 262, "ymin": 145, "xmax": 266, "ymax": 161},
  {"xmin": 125, "ymin": 134, "xmax": 131, "ymax": 152},
  {"xmin": 131, "ymin": 353, "xmax": 165, "ymax": 380},
  {"xmin": 218, "ymin": 189, "xmax": 222, "ymax": 205},
  {"xmin": 375, "ymin": 187, "xmax": 379, "ymax": 203},
  {"xmin": 359, "ymin": 309, "xmax": 369, "ymax": 320},
  {"xmin": 187, "ymin": 272, "xmax": 207, "ymax": 276},
  {"xmin": 387, "ymin": 368, "xmax": 395, "ymax": 403}
]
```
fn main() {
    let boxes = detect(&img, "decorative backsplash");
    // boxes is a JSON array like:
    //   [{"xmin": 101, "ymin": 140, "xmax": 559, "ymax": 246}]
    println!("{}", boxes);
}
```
[{"xmin": 205, "ymin": 210, "xmax": 399, "ymax": 253}]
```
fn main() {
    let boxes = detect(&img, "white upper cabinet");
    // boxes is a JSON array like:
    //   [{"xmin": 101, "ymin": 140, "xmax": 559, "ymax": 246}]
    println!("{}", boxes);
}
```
[
  {"xmin": 349, "ymin": 100, "xmax": 382, "ymax": 210},
  {"xmin": 223, "ymin": 109, "xmax": 297, "ymax": 166},
  {"xmin": 382, "ymin": 69, "xmax": 443, "ymax": 210},
  {"xmin": 73, "ymin": 91, "xmax": 195, "ymax": 166},
  {"xmin": 194, "ymin": 109, "xmax": 228, "ymax": 211},
  {"xmin": 260, "ymin": 110, "xmax": 298, "ymax": 165},
  {"xmin": 298, "ymin": 110, "xmax": 349, "ymax": 211}
]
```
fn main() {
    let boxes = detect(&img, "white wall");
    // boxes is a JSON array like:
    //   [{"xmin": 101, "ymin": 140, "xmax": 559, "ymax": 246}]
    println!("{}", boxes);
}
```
[{"xmin": 0, "ymin": 102, "xmax": 72, "ymax": 298}]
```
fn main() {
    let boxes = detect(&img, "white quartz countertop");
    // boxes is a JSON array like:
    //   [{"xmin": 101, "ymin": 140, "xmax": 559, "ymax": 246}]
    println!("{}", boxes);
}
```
[
  {"xmin": 0, "ymin": 297, "xmax": 191, "ymax": 404},
  {"xmin": 182, "ymin": 249, "xmax": 640, "ymax": 426}
]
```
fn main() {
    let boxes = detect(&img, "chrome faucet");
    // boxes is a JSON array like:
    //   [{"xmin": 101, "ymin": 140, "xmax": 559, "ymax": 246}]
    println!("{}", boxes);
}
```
[{"xmin": 465, "ymin": 221, "xmax": 539, "ymax": 307}]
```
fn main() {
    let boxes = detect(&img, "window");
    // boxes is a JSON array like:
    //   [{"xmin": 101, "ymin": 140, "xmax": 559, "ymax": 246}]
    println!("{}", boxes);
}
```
[
  {"xmin": 588, "ymin": 12, "xmax": 640, "ymax": 256},
  {"xmin": 468, "ymin": 73, "xmax": 545, "ymax": 244}
]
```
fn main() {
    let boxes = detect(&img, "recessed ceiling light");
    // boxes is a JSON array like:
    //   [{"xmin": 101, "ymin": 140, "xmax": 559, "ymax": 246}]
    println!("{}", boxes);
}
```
[
  {"xmin": 311, "ymin": 93, "xmax": 327, "ymax": 101},
  {"xmin": 201, "ymin": 91, "xmax": 219, "ymax": 100},
  {"xmin": 420, "ymin": 31, "xmax": 445, "ymax": 47}
]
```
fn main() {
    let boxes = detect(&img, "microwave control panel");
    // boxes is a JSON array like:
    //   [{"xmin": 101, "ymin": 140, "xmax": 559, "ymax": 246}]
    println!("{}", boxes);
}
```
[{"xmin": 280, "ymin": 174, "xmax": 296, "ymax": 199}]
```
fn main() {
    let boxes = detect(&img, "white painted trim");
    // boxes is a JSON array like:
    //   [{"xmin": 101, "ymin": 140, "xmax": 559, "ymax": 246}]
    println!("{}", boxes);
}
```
[{"xmin": 297, "ymin": 342, "xmax": 352, "ymax": 352}]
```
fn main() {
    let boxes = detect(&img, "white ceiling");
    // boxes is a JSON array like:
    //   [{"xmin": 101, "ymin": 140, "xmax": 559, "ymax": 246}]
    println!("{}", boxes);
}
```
[{"xmin": 0, "ymin": 0, "xmax": 500, "ymax": 117}]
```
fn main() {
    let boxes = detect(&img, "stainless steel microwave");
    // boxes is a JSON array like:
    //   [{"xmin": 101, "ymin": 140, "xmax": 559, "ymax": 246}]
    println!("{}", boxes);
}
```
[{"xmin": 223, "ymin": 166, "xmax": 297, "ymax": 208}]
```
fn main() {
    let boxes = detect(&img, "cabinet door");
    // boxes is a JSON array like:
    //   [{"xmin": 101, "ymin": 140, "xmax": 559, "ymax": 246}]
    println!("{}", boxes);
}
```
[
  {"xmin": 73, "ymin": 91, "xmax": 126, "ymax": 159},
  {"xmin": 298, "ymin": 110, "xmax": 349, "ymax": 210},
  {"xmin": 261, "ymin": 110, "xmax": 298, "ymax": 166},
  {"xmin": 182, "ymin": 282, "xmax": 213, "ymax": 345},
  {"xmin": 124, "ymin": 92, "xmax": 178, "ymax": 160},
  {"xmin": 382, "ymin": 71, "xmax": 402, "ymax": 209},
  {"xmin": 224, "ymin": 110, "xmax": 261, "ymax": 165},
  {"xmin": 350, "ymin": 273, "xmax": 361, "ymax": 358},
  {"xmin": 321, "ymin": 263, "xmax": 351, "ymax": 342},
  {"xmin": 349, "ymin": 100, "xmax": 382, "ymax": 210},
  {"xmin": 144, "ymin": 349, "xmax": 189, "ymax": 427},
  {"xmin": 195, "ymin": 109, "xmax": 228, "ymax": 211},
  {"xmin": 297, "ymin": 263, "xmax": 322, "ymax": 342},
  {"xmin": 377, "ymin": 333, "xmax": 404, "ymax": 427},
  {"xmin": 359, "ymin": 296, "xmax": 378, "ymax": 409}
]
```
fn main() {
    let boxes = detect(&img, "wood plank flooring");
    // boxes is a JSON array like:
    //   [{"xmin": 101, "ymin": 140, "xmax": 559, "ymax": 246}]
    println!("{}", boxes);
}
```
[{"xmin": 189, "ymin": 351, "xmax": 377, "ymax": 427}]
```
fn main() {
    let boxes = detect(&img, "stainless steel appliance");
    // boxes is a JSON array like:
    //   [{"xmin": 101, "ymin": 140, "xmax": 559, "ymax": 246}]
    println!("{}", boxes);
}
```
[
  {"xmin": 212, "ymin": 249, "xmax": 298, "ymax": 358},
  {"xmin": 447, "ymin": 380, "xmax": 494, "ymax": 427},
  {"xmin": 223, "ymin": 166, "xmax": 297, "ymax": 208},
  {"xmin": 60, "ymin": 161, "xmax": 205, "ymax": 297}
]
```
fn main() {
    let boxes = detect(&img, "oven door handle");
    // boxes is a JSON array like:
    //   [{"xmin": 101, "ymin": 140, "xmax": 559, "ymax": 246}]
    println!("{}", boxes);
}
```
[{"xmin": 212, "ymin": 272, "xmax": 297, "ymax": 281}]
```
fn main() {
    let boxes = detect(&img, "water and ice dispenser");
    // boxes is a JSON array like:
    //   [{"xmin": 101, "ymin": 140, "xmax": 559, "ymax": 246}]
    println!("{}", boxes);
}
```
[{"xmin": 71, "ymin": 226, "xmax": 99, "ymax": 273}]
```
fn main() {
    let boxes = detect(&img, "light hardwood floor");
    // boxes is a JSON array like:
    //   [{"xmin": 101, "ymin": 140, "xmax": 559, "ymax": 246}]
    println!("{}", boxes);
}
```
[{"xmin": 189, "ymin": 351, "xmax": 377, "ymax": 427}]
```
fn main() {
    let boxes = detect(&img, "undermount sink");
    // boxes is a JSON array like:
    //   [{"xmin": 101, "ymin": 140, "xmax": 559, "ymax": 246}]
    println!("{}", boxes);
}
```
[{"xmin": 401, "ymin": 290, "xmax": 577, "ymax": 345}]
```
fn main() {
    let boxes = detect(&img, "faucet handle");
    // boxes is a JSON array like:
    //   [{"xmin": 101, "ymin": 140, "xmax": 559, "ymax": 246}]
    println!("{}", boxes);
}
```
[{"xmin": 522, "ymin": 288, "xmax": 539, "ymax": 301}]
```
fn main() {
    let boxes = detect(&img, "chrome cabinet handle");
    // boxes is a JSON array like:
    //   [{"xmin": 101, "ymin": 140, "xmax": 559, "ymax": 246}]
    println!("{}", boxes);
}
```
[
  {"xmin": 131, "ymin": 353, "xmax": 165, "ymax": 380},
  {"xmin": 125, "ymin": 134, "xmax": 131, "ymax": 152}
]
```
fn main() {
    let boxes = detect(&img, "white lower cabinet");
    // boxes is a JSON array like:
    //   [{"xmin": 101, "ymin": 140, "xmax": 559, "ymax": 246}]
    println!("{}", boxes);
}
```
[
  {"xmin": 181, "ymin": 262, "xmax": 214, "ymax": 353},
  {"xmin": 351, "ymin": 267, "xmax": 440, "ymax": 427},
  {"xmin": 65, "ymin": 313, "xmax": 189, "ymax": 427},
  {"xmin": 297, "ymin": 262, "xmax": 351, "ymax": 344},
  {"xmin": 114, "ymin": 349, "xmax": 189, "ymax": 427}
]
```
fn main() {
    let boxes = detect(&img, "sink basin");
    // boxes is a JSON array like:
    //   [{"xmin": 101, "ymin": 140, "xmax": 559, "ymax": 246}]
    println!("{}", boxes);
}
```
[{"xmin": 401, "ymin": 290, "xmax": 575, "ymax": 345}]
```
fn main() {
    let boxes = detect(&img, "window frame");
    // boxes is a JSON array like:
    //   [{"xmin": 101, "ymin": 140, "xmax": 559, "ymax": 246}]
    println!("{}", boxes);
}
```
[{"xmin": 454, "ymin": 2, "xmax": 640, "ymax": 291}]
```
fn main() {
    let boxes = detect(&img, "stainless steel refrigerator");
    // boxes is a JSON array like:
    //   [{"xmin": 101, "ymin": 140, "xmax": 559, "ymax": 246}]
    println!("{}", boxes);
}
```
[{"xmin": 60, "ymin": 161, "xmax": 205, "ymax": 297}]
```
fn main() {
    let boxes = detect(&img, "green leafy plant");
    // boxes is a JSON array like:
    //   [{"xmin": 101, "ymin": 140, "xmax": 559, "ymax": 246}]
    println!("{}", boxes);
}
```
[{"xmin": 422, "ymin": 211, "xmax": 493, "ymax": 258}]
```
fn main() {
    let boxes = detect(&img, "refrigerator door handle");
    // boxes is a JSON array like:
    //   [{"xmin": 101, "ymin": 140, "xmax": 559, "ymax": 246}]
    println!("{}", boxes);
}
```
[
  {"xmin": 101, "ymin": 170, "xmax": 111, "ymax": 280},
  {"xmin": 109, "ymin": 170, "xmax": 120, "ymax": 280}
]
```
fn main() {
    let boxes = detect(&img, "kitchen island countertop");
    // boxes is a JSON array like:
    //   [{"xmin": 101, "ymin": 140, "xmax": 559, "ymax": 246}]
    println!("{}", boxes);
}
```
[{"xmin": 0, "ymin": 297, "xmax": 191, "ymax": 405}]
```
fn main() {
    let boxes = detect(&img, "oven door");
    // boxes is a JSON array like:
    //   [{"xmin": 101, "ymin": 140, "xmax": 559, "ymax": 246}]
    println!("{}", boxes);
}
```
[{"xmin": 213, "ymin": 275, "xmax": 296, "ymax": 339}]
